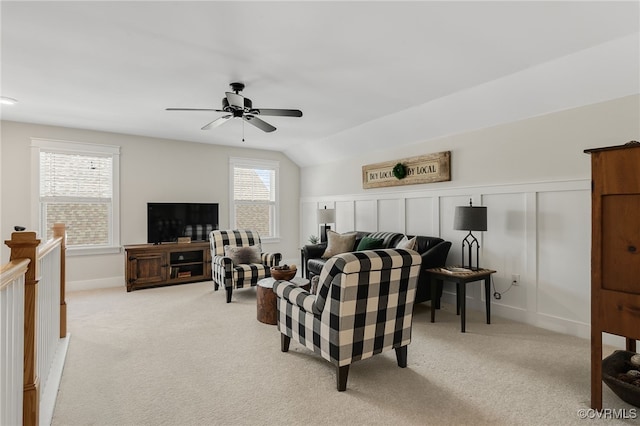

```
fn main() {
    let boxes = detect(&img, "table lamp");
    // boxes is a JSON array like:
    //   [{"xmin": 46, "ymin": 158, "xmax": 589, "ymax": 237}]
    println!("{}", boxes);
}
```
[
  {"xmin": 317, "ymin": 207, "xmax": 335, "ymax": 243},
  {"xmin": 453, "ymin": 199, "xmax": 487, "ymax": 270}
]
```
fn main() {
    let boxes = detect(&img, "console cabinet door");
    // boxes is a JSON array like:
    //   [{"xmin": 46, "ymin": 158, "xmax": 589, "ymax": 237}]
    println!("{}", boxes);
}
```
[{"xmin": 128, "ymin": 251, "xmax": 168, "ymax": 289}]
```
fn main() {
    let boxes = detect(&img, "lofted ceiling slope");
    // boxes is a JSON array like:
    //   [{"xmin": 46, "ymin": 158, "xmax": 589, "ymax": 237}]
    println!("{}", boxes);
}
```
[{"xmin": 1, "ymin": 1, "xmax": 638, "ymax": 167}]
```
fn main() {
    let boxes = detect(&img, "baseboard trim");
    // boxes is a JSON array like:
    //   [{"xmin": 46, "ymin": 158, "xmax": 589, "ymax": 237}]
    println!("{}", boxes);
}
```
[{"xmin": 440, "ymin": 292, "xmax": 628, "ymax": 347}]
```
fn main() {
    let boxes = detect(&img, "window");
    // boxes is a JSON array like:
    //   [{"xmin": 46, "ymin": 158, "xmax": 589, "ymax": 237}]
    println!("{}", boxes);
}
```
[
  {"xmin": 229, "ymin": 158, "xmax": 279, "ymax": 240},
  {"xmin": 31, "ymin": 139, "xmax": 120, "ymax": 255}
]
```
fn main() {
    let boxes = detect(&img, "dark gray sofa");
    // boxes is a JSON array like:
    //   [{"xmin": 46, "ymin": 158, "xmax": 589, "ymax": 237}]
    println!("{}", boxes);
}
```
[{"xmin": 302, "ymin": 231, "xmax": 451, "ymax": 306}]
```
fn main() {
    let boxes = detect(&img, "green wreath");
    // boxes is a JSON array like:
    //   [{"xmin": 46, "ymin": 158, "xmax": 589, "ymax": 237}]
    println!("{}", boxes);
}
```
[{"xmin": 392, "ymin": 163, "xmax": 407, "ymax": 180}]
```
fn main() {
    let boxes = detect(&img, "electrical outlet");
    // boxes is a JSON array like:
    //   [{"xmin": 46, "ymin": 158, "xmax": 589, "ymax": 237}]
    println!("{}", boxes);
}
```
[{"xmin": 512, "ymin": 274, "xmax": 520, "ymax": 286}]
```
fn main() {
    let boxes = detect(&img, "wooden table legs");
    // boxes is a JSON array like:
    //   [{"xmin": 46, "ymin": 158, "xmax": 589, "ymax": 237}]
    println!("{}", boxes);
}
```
[
  {"xmin": 430, "ymin": 273, "xmax": 493, "ymax": 333},
  {"xmin": 456, "ymin": 277, "xmax": 491, "ymax": 332}
]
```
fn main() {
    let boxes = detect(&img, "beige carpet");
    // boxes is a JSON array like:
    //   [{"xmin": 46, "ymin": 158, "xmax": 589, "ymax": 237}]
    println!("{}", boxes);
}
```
[{"xmin": 52, "ymin": 281, "xmax": 638, "ymax": 426}]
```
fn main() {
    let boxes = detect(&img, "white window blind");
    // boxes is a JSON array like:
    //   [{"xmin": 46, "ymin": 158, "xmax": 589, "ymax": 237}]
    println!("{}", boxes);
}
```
[
  {"xmin": 31, "ymin": 138, "xmax": 120, "ymax": 254},
  {"xmin": 230, "ymin": 158, "xmax": 279, "ymax": 239},
  {"xmin": 40, "ymin": 152, "xmax": 113, "ymax": 200}
]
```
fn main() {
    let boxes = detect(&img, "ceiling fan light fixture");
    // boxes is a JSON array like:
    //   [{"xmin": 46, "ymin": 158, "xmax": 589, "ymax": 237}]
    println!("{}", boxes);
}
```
[
  {"xmin": 166, "ymin": 82, "xmax": 302, "ymax": 134},
  {"xmin": 0, "ymin": 96, "xmax": 18, "ymax": 105}
]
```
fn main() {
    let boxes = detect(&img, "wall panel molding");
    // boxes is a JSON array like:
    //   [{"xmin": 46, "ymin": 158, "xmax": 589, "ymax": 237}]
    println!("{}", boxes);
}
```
[{"xmin": 300, "ymin": 177, "xmax": 592, "ymax": 340}]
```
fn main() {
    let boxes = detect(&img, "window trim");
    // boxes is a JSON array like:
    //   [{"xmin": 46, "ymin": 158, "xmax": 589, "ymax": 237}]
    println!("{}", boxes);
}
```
[
  {"xmin": 229, "ymin": 157, "xmax": 280, "ymax": 242},
  {"xmin": 31, "ymin": 138, "xmax": 121, "ymax": 256}
]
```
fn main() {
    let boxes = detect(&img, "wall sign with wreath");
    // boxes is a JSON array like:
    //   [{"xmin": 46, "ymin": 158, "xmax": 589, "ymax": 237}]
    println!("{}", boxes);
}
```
[{"xmin": 362, "ymin": 151, "xmax": 451, "ymax": 189}]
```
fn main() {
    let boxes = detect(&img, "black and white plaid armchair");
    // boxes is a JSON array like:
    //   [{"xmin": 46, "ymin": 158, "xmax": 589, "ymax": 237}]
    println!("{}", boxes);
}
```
[
  {"xmin": 209, "ymin": 229, "xmax": 281, "ymax": 303},
  {"xmin": 274, "ymin": 248, "xmax": 422, "ymax": 391}
]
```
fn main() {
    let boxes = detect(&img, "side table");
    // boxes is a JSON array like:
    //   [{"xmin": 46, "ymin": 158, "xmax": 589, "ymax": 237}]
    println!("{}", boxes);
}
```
[
  {"xmin": 256, "ymin": 276, "xmax": 310, "ymax": 325},
  {"xmin": 427, "ymin": 267, "xmax": 496, "ymax": 332}
]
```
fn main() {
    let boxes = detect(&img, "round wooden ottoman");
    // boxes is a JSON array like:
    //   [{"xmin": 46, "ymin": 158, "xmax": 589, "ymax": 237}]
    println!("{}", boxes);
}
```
[{"xmin": 256, "ymin": 276, "xmax": 310, "ymax": 325}]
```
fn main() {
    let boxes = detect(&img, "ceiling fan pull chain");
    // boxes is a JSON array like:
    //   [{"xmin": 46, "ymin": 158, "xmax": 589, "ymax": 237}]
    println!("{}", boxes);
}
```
[{"xmin": 242, "ymin": 117, "xmax": 245, "ymax": 142}]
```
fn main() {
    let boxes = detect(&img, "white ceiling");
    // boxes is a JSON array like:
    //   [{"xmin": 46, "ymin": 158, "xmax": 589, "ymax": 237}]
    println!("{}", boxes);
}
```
[{"xmin": 2, "ymin": 1, "xmax": 639, "ymax": 167}]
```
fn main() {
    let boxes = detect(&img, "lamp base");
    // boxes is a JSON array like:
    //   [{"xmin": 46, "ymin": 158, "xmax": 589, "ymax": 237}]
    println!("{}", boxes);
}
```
[
  {"xmin": 461, "ymin": 231, "xmax": 481, "ymax": 270},
  {"xmin": 320, "ymin": 225, "xmax": 331, "ymax": 243}
]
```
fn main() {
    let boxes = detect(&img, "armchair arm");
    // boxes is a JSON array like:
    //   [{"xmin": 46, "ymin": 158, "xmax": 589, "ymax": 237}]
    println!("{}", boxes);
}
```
[
  {"xmin": 212, "ymin": 254, "xmax": 233, "ymax": 270},
  {"xmin": 302, "ymin": 243, "xmax": 327, "ymax": 260},
  {"xmin": 420, "ymin": 241, "xmax": 452, "ymax": 269},
  {"xmin": 261, "ymin": 252, "xmax": 281, "ymax": 267},
  {"xmin": 273, "ymin": 281, "xmax": 316, "ymax": 314}
]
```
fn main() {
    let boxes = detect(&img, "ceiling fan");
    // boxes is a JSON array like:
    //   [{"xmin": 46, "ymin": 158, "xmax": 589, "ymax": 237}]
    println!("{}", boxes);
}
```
[{"xmin": 166, "ymin": 82, "xmax": 303, "ymax": 134}]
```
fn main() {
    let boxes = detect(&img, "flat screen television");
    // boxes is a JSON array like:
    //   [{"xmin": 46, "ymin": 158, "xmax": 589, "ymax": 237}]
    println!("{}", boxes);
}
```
[{"xmin": 147, "ymin": 202, "xmax": 219, "ymax": 244}]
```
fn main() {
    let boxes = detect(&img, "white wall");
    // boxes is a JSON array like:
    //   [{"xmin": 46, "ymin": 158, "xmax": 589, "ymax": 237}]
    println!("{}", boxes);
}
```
[
  {"xmin": 299, "ymin": 95, "xmax": 640, "ymax": 342},
  {"xmin": 1, "ymin": 121, "xmax": 300, "ymax": 290}
]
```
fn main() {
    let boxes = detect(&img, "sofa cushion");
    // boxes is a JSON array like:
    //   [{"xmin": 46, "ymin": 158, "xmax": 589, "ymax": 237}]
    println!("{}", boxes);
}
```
[
  {"xmin": 356, "ymin": 236, "xmax": 385, "ymax": 251},
  {"xmin": 396, "ymin": 235, "xmax": 417, "ymax": 250},
  {"xmin": 412, "ymin": 236, "xmax": 445, "ymax": 254},
  {"xmin": 321, "ymin": 231, "xmax": 357, "ymax": 259},
  {"xmin": 365, "ymin": 231, "xmax": 405, "ymax": 248},
  {"xmin": 224, "ymin": 245, "xmax": 261, "ymax": 264}
]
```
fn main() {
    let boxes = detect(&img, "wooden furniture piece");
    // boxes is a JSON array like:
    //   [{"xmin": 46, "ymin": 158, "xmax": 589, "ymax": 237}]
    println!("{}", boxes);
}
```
[
  {"xmin": 585, "ymin": 141, "xmax": 640, "ymax": 410},
  {"xmin": 256, "ymin": 277, "xmax": 309, "ymax": 325},
  {"xmin": 124, "ymin": 242, "xmax": 212, "ymax": 292},
  {"xmin": 427, "ymin": 267, "xmax": 496, "ymax": 332}
]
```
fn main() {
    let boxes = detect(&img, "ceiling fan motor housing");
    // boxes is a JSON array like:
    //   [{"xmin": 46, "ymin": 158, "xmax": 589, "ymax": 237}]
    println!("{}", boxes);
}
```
[{"xmin": 222, "ymin": 97, "xmax": 252, "ymax": 114}]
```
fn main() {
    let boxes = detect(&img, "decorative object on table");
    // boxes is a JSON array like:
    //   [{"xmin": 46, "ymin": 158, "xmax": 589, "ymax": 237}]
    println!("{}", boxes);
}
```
[
  {"xmin": 362, "ymin": 151, "xmax": 450, "ymax": 189},
  {"xmin": 317, "ymin": 206, "xmax": 336, "ymax": 243},
  {"xmin": 270, "ymin": 264, "xmax": 297, "ymax": 281},
  {"xmin": 308, "ymin": 235, "xmax": 319, "ymax": 244},
  {"xmin": 601, "ymin": 350, "xmax": 640, "ymax": 407},
  {"xmin": 453, "ymin": 199, "xmax": 487, "ymax": 270},
  {"xmin": 14, "ymin": 226, "xmax": 26, "ymax": 231}
]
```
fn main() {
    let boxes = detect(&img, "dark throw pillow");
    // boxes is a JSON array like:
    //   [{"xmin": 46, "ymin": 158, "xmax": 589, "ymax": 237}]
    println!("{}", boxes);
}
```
[{"xmin": 356, "ymin": 236, "xmax": 385, "ymax": 251}]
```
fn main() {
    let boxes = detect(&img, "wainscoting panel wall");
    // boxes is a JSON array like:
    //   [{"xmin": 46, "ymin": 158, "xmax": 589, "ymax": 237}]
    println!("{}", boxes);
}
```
[
  {"xmin": 355, "ymin": 200, "xmax": 377, "ymax": 232},
  {"xmin": 537, "ymin": 190, "xmax": 591, "ymax": 325},
  {"xmin": 300, "ymin": 179, "xmax": 597, "ymax": 341},
  {"xmin": 377, "ymin": 199, "xmax": 405, "ymax": 233},
  {"xmin": 482, "ymin": 193, "xmax": 527, "ymax": 311},
  {"xmin": 334, "ymin": 201, "xmax": 353, "ymax": 234},
  {"xmin": 405, "ymin": 197, "xmax": 436, "ymax": 237}
]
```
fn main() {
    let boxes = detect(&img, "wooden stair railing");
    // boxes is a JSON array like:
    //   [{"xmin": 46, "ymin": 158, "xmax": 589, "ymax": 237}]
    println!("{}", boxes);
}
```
[{"xmin": 4, "ymin": 223, "xmax": 67, "ymax": 426}]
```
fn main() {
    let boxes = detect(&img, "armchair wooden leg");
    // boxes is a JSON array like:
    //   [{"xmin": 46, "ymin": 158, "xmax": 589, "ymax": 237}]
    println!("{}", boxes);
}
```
[
  {"xmin": 226, "ymin": 288, "xmax": 232, "ymax": 303},
  {"xmin": 337, "ymin": 365, "xmax": 350, "ymax": 391},
  {"xmin": 395, "ymin": 346, "xmax": 408, "ymax": 368},
  {"xmin": 281, "ymin": 334, "xmax": 290, "ymax": 352}
]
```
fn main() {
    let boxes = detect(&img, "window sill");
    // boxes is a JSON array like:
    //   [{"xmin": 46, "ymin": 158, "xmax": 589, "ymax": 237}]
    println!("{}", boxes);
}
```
[
  {"xmin": 67, "ymin": 245, "xmax": 122, "ymax": 257},
  {"xmin": 260, "ymin": 237, "xmax": 281, "ymax": 244}
]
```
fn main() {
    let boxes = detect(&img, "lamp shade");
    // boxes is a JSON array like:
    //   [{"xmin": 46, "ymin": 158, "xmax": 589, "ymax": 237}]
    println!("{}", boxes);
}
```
[
  {"xmin": 317, "ymin": 208, "xmax": 336, "ymax": 224},
  {"xmin": 454, "ymin": 206, "xmax": 487, "ymax": 231}
]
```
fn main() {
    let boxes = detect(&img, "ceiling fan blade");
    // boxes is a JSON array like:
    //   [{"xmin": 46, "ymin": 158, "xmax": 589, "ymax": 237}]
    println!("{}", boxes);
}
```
[
  {"xmin": 243, "ymin": 115, "xmax": 276, "ymax": 133},
  {"xmin": 225, "ymin": 92, "xmax": 245, "ymax": 109},
  {"xmin": 251, "ymin": 108, "xmax": 303, "ymax": 117},
  {"xmin": 166, "ymin": 108, "xmax": 225, "ymax": 112},
  {"xmin": 201, "ymin": 115, "xmax": 232, "ymax": 130}
]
